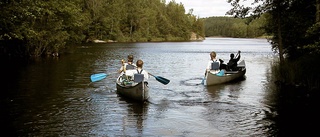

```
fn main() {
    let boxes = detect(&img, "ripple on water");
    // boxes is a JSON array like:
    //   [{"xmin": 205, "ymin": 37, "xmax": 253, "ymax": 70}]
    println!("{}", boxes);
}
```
[
  {"xmin": 201, "ymin": 101, "xmax": 272, "ymax": 136},
  {"xmin": 144, "ymin": 106, "xmax": 225, "ymax": 136}
]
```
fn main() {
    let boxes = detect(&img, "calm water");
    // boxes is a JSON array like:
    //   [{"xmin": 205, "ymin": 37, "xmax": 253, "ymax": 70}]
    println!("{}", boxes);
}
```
[{"xmin": 2, "ymin": 38, "xmax": 281, "ymax": 136}]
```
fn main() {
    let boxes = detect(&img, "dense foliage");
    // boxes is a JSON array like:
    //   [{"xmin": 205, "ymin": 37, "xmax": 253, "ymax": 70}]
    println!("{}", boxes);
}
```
[
  {"xmin": 204, "ymin": 15, "xmax": 267, "ymax": 38},
  {"xmin": 0, "ymin": 0, "xmax": 204, "ymax": 57},
  {"xmin": 227, "ymin": 0, "xmax": 320, "ymax": 89}
]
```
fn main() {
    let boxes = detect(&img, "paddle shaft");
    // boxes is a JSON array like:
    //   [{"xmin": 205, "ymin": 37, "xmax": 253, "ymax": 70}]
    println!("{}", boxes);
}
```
[
  {"xmin": 148, "ymin": 73, "xmax": 155, "ymax": 77},
  {"xmin": 235, "ymin": 51, "xmax": 240, "ymax": 59},
  {"xmin": 148, "ymin": 72, "xmax": 170, "ymax": 85},
  {"xmin": 236, "ymin": 50, "xmax": 242, "ymax": 58}
]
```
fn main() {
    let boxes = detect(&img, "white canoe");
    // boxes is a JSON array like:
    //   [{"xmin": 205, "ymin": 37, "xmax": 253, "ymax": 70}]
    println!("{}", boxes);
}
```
[
  {"xmin": 205, "ymin": 60, "xmax": 246, "ymax": 86},
  {"xmin": 116, "ymin": 75, "xmax": 149, "ymax": 102}
]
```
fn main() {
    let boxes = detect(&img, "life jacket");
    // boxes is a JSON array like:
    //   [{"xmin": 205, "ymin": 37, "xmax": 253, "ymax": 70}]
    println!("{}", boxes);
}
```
[
  {"xmin": 211, "ymin": 60, "xmax": 220, "ymax": 70},
  {"xmin": 134, "ymin": 69, "xmax": 144, "ymax": 83}
]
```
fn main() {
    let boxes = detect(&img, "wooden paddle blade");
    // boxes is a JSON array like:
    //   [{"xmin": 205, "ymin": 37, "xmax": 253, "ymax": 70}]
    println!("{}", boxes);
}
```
[
  {"xmin": 155, "ymin": 76, "xmax": 170, "ymax": 85},
  {"xmin": 90, "ymin": 73, "xmax": 107, "ymax": 82}
]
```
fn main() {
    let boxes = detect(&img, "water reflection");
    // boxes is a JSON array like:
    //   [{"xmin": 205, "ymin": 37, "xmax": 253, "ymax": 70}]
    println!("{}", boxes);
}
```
[{"xmin": 119, "ymin": 98, "xmax": 149, "ymax": 136}]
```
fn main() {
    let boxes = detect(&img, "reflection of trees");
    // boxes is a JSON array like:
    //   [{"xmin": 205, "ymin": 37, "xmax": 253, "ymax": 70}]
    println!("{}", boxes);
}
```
[
  {"xmin": 264, "ymin": 60, "xmax": 319, "ymax": 136},
  {"xmin": 120, "ymin": 99, "xmax": 149, "ymax": 135}
]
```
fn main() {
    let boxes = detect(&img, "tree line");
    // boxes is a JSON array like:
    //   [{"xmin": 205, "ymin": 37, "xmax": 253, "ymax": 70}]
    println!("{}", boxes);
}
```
[
  {"xmin": 0, "ymin": 0, "xmax": 204, "ymax": 57},
  {"xmin": 204, "ymin": 15, "xmax": 267, "ymax": 38}
]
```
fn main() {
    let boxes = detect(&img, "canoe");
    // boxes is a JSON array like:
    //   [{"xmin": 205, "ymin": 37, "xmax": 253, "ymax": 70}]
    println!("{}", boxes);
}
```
[
  {"xmin": 205, "ymin": 60, "xmax": 246, "ymax": 86},
  {"xmin": 116, "ymin": 75, "xmax": 149, "ymax": 102}
]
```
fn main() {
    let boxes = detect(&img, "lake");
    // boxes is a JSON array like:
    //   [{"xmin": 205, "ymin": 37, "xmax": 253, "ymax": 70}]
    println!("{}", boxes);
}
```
[{"xmin": 2, "ymin": 37, "xmax": 307, "ymax": 136}]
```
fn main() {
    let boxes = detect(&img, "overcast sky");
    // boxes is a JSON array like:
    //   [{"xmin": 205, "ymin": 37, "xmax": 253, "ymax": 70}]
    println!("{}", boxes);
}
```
[{"xmin": 169, "ymin": 0, "xmax": 254, "ymax": 18}]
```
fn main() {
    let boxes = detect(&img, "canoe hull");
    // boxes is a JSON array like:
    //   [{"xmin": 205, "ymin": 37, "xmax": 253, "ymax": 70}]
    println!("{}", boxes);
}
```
[
  {"xmin": 116, "ymin": 76, "xmax": 149, "ymax": 102},
  {"xmin": 205, "ymin": 60, "xmax": 246, "ymax": 86}
]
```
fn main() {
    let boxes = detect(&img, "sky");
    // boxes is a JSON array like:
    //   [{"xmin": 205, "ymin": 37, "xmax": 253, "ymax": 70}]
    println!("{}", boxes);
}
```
[{"xmin": 168, "ymin": 0, "xmax": 253, "ymax": 18}]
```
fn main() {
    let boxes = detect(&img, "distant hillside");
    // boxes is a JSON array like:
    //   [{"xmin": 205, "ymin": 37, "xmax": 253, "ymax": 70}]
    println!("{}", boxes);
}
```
[{"xmin": 203, "ymin": 16, "xmax": 267, "ymax": 38}]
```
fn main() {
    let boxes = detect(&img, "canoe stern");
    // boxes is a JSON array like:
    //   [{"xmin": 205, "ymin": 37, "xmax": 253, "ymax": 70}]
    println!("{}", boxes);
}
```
[{"xmin": 116, "ymin": 76, "xmax": 149, "ymax": 101}]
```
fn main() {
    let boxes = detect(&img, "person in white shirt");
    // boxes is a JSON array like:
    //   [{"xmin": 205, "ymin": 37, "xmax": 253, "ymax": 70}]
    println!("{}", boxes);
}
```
[
  {"xmin": 206, "ymin": 51, "xmax": 220, "ymax": 73},
  {"xmin": 126, "ymin": 59, "xmax": 149, "ymax": 81}
]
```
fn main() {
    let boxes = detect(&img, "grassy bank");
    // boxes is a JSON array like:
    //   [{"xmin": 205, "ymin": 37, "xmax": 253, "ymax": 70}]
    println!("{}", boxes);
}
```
[{"xmin": 272, "ymin": 54, "xmax": 320, "ymax": 91}]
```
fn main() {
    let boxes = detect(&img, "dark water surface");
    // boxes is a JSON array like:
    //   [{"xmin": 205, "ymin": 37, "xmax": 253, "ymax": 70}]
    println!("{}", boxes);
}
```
[{"xmin": 2, "ymin": 38, "xmax": 283, "ymax": 136}]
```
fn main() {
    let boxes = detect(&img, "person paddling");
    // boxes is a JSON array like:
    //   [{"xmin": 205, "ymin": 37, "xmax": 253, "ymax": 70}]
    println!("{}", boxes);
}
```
[
  {"xmin": 227, "ymin": 50, "xmax": 241, "ymax": 71},
  {"xmin": 206, "ymin": 51, "xmax": 220, "ymax": 73},
  {"xmin": 118, "ymin": 54, "xmax": 137, "ymax": 74}
]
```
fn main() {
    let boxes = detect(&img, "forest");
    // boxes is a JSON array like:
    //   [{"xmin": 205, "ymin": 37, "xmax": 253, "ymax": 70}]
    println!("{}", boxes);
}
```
[
  {"xmin": 204, "ymin": 15, "xmax": 267, "ymax": 38},
  {"xmin": 0, "ymin": 0, "xmax": 276, "ymax": 58},
  {"xmin": 0, "ymin": 0, "xmax": 204, "ymax": 57}
]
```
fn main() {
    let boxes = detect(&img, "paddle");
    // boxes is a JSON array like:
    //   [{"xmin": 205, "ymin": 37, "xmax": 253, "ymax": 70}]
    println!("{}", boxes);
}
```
[
  {"xmin": 148, "ymin": 73, "xmax": 170, "ymax": 85},
  {"xmin": 90, "ymin": 72, "xmax": 118, "ymax": 82},
  {"xmin": 201, "ymin": 77, "xmax": 206, "ymax": 85},
  {"xmin": 201, "ymin": 71, "xmax": 206, "ymax": 85},
  {"xmin": 235, "ymin": 50, "xmax": 240, "ymax": 59}
]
